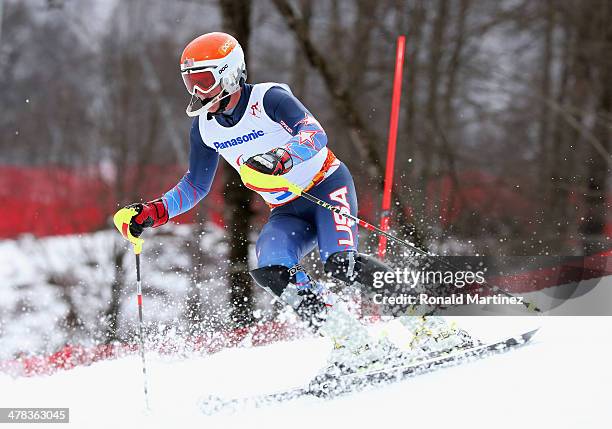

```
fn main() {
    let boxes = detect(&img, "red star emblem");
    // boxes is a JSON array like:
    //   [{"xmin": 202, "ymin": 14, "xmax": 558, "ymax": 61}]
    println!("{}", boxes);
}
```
[{"xmin": 298, "ymin": 129, "xmax": 319, "ymax": 149}]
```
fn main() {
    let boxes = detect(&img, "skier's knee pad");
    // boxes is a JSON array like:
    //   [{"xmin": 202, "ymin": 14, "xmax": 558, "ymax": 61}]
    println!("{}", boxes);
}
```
[
  {"xmin": 324, "ymin": 251, "xmax": 393, "ymax": 287},
  {"xmin": 250, "ymin": 264, "xmax": 315, "ymax": 306},
  {"xmin": 250, "ymin": 265, "xmax": 327, "ymax": 327},
  {"xmin": 250, "ymin": 265, "xmax": 295, "ymax": 298}
]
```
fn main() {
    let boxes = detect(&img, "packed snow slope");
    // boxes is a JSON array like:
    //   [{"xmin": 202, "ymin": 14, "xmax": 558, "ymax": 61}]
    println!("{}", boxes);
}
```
[{"xmin": 0, "ymin": 316, "xmax": 609, "ymax": 429}]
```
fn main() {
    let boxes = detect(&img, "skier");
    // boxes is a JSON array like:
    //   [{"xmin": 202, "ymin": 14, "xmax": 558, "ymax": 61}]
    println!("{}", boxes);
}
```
[{"xmin": 120, "ymin": 32, "xmax": 455, "ymax": 372}]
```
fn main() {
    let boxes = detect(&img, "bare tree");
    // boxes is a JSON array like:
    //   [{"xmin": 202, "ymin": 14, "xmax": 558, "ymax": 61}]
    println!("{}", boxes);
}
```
[
  {"xmin": 577, "ymin": 1, "xmax": 612, "ymax": 254},
  {"xmin": 272, "ymin": 0, "xmax": 427, "ymax": 251},
  {"xmin": 98, "ymin": 0, "xmax": 179, "ymax": 341},
  {"xmin": 291, "ymin": 0, "xmax": 312, "ymax": 98},
  {"xmin": 219, "ymin": 0, "xmax": 255, "ymax": 327},
  {"xmin": 537, "ymin": 0, "xmax": 554, "ymax": 195}
]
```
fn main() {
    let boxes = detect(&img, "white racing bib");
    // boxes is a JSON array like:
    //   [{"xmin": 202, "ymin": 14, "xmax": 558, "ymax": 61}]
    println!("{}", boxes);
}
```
[{"xmin": 198, "ymin": 83, "xmax": 335, "ymax": 205}]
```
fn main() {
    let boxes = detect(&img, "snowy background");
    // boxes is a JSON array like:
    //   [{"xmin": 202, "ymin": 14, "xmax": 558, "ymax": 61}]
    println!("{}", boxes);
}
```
[{"xmin": 0, "ymin": 223, "xmax": 326, "ymax": 361}]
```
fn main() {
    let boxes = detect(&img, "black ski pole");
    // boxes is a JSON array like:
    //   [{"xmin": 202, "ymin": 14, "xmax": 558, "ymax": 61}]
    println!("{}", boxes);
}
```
[
  {"xmin": 134, "ymin": 252, "xmax": 149, "ymax": 410},
  {"xmin": 299, "ymin": 189, "xmax": 541, "ymax": 313},
  {"xmin": 114, "ymin": 208, "xmax": 151, "ymax": 410},
  {"xmin": 240, "ymin": 165, "xmax": 542, "ymax": 313}
]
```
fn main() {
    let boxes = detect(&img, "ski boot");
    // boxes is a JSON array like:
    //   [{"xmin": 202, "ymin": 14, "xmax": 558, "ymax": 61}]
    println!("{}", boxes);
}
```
[
  {"xmin": 284, "ymin": 276, "xmax": 403, "ymax": 376},
  {"xmin": 398, "ymin": 315, "xmax": 476, "ymax": 355},
  {"xmin": 249, "ymin": 264, "xmax": 405, "ymax": 379}
]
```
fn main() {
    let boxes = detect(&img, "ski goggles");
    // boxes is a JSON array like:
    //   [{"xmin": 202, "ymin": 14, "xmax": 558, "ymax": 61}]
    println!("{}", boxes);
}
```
[{"xmin": 181, "ymin": 68, "xmax": 219, "ymax": 95}]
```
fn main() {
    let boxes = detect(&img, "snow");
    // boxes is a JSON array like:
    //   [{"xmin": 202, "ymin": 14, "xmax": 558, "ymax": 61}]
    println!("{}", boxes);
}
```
[
  {"xmin": 1, "ymin": 229, "xmax": 610, "ymax": 427},
  {"xmin": 0, "ymin": 317, "xmax": 609, "ymax": 429},
  {"xmin": 0, "ymin": 225, "xmax": 240, "ymax": 359}
]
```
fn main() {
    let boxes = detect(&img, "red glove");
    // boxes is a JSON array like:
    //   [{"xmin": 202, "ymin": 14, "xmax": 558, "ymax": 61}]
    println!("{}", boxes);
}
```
[
  {"xmin": 127, "ymin": 199, "xmax": 168, "ymax": 237},
  {"xmin": 245, "ymin": 148, "xmax": 293, "ymax": 176}
]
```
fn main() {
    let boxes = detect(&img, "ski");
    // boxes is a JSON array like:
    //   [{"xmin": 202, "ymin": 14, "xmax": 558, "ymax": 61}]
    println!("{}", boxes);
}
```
[
  {"xmin": 309, "ymin": 328, "xmax": 539, "ymax": 397},
  {"xmin": 200, "ymin": 328, "xmax": 539, "ymax": 414}
]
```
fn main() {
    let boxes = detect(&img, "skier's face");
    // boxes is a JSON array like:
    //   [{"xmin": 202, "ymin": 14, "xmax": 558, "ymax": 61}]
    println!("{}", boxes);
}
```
[
  {"xmin": 195, "ymin": 85, "xmax": 241, "ymax": 114},
  {"xmin": 195, "ymin": 85, "xmax": 223, "ymax": 113}
]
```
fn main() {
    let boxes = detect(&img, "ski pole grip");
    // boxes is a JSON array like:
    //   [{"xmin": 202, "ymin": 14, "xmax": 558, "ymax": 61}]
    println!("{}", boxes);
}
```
[
  {"xmin": 239, "ymin": 164, "xmax": 303, "ymax": 195},
  {"xmin": 113, "ymin": 207, "xmax": 145, "ymax": 255}
]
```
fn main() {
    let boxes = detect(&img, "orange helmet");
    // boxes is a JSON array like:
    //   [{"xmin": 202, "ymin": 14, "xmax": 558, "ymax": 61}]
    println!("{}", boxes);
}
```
[{"xmin": 180, "ymin": 32, "xmax": 247, "ymax": 117}]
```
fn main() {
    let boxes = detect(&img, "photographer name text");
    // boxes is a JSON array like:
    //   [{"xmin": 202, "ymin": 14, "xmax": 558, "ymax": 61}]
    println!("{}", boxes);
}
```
[{"xmin": 372, "ymin": 293, "xmax": 525, "ymax": 306}]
